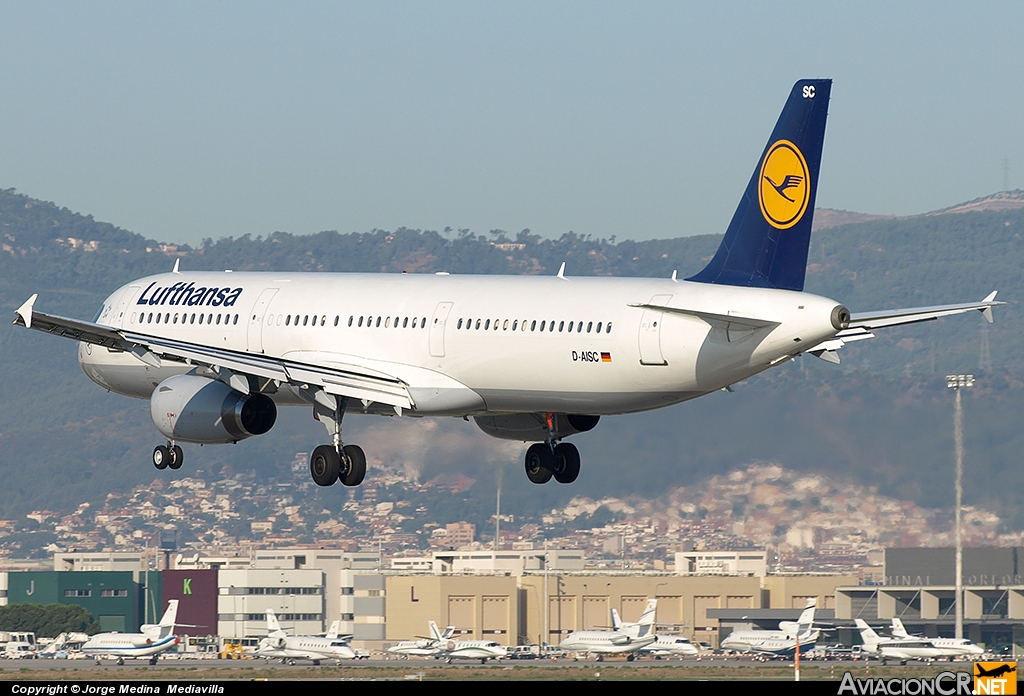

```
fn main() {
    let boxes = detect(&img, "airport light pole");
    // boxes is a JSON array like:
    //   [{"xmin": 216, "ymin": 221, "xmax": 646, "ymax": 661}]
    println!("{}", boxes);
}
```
[{"xmin": 946, "ymin": 374, "xmax": 974, "ymax": 641}]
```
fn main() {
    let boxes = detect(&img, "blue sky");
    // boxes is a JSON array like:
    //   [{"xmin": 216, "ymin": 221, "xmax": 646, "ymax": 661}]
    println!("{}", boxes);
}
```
[{"xmin": 1, "ymin": 2, "xmax": 1022, "ymax": 245}]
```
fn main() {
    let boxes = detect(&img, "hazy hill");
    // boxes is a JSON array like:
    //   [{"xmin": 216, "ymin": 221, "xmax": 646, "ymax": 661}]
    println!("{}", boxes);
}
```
[{"xmin": 2, "ymin": 189, "xmax": 1023, "ymax": 528}]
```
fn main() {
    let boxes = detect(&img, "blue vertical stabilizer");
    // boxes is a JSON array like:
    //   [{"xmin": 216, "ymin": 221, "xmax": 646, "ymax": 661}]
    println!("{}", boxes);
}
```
[{"xmin": 688, "ymin": 79, "xmax": 831, "ymax": 291}]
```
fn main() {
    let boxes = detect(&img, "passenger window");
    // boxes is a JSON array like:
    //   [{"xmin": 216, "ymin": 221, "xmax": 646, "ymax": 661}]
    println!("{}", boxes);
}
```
[
  {"xmin": 457, "ymin": 318, "xmax": 463, "ymax": 329},
  {"xmin": 596, "ymin": 322, "xmax": 602, "ymax": 333},
  {"xmin": 484, "ymin": 319, "xmax": 490, "ymax": 330},
  {"xmin": 320, "ymin": 315, "xmax": 326, "ymax": 326},
  {"xmin": 303, "ymin": 315, "xmax": 309, "ymax": 326},
  {"xmin": 216, "ymin": 314, "xmax": 222, "ymax": 325},
  {"xmin": 286, "ymin": 315, "xmax": 291, "ymax": 326},
  {"xmin": 587, "ymin": 321, "xmax": 592, "ymax": 333},
  {"xmin": 606, "ymin": 322, "xmax": 612, "ymax": 333},
  {"xmin": 531, "ymin": 320, "xmax": 537, "ymax": 331},
  {"xmin": 376, "ymin": 317, "xmax": 382, "ymax": 328},
  {"xmin": 234, "ymin": 314, "xmax": 240, "ymax": 325},
  {"xmin": 503, "ymin": 319, "xmax": 509, "ymax": 330},
  {"xmin": 190, "ymin": 314, "xmax": 196, "ymax": 324},
  {"xmin": 156, "ymin": 313, "xmax": 161, "ymax": 324},
  {"xmin": 347, "ymin": 316, "xmax": 353, "ymax": 327},
  {"xmin": 559, "ymin": 321, "xmax": 564, "ymax": 332},
  {"xmin": 549, "ymin": 321, "xmax": 555, "ymax": 332},
  {"xmin": 165, "ymin": 313, "xmax": 170, "ymax": 323},
  {"xmin": 512, "ymin": 320, "xmax": 517, "ymax": 331},
  {"xmin": 403, "ymin": 317, "xmax": 408, "ymax": 328},
  {"xmin": 385, "ymin": 317, "xmax": 391, "ymax": 328}
]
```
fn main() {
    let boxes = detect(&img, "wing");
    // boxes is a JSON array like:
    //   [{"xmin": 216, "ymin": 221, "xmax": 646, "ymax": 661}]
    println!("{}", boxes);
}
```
[
  {"xmin": 13, "ymin": 294, "xmax": 414, "ymax": 412},
  {"xmin": 806, "ymin": 291, "xmax": 1004, "ymax": 363}
]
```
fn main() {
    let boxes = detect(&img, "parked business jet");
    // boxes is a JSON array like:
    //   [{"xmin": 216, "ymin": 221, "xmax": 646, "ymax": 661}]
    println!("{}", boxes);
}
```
[
  {"xmin": 611, "ymin": 600, "xmax": 698, "ymax": 658},
  {"xmin": 720, "ymin": 599, "xmax": 819, "ymax": 656},
  {"xmin": 890, "ymin": 618, "xmax": 983, "ymax": 658},
  {"xmin": 82, "ymin": 600, "xmax": 179, "ymax": 665},
  {"xmin": 854, "ymin": 619, "xmax": 944, "ymax": 663},
  {"xmin": 387, "ymin": 620, "xmax": 455, "ymax": 658},
  {"xmin": 255, "ymin": 608, "xmax": 356, "ymax": 664},
  {"xmin": 559, "ymin": 598, "xmax": 658, "ymax": 660},
  {"xmin": 13, "ymin": 79, "xmax": 1003, "ymax": 488}
]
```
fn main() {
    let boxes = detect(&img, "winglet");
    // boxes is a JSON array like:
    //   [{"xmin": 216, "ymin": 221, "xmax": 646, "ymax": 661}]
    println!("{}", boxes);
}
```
[
  {"xmin": 15, "ymin": 294, "xmax": 37, "ymax": 329},
  {"xmin": 557, "ymin": 262, "xmax": 566, "ymax": 279},
  {"xmin": 982, "ymin": 290, "xmax": 998, "ymax": 323}
]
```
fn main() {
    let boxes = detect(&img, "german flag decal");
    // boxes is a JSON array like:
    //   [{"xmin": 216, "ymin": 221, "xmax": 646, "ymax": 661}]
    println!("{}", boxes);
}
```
[{"xmin": 601, "ymin": 352, "xmax": 612, "ymax": 362}]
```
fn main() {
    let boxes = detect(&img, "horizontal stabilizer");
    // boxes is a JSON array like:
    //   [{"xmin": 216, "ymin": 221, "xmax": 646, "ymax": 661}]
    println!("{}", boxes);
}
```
[{"xmin": 849, "ymin": 292, "xmax": 1004, "ymax": 329}]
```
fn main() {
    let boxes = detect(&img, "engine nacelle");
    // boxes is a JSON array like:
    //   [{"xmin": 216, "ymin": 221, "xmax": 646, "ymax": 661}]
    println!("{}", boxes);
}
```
[
  {"xmin": 473, "ymin": 413, "xmax": 599, "ymax": 442},
  {"xmin": 150, "ymin": 374, "xmax": 277, "ymax": 444}
]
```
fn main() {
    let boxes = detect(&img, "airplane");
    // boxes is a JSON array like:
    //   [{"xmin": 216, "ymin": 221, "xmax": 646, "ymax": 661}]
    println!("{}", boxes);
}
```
[
  {"xmin": 720, "ymin": 599, "xmax": 819, "ymax": 656},
  {"xmin": 611, "ymin": 600, "xmax": 699, "ymax": 658},
  {"xmin": 12, "ymin": 79, "xmax": 1004, "ymax": 489},
  {"xmin": 255, "ymin": 608, "xmax": 356, "ymax": 664},
  {"xmin": 854, "ymin": 619, "xmax": 944, "ymax": 664},
  {"xmin": 387, "ymin": 620, "xmax": 455, "ymax": 658},
  {"xmin": 559, "ymin": 598, "xmax": 658, "ymax": 661},
  {"xmin": 436, "ymin": 630, "xmax": 508, "ymax": 664},
  {"xmin": 82, "ymin": 599, "xmax": 179, "ymax": 665},
  {"xmin": 890, "ymin": 618, "xmax": 984, "ymax": 658}
]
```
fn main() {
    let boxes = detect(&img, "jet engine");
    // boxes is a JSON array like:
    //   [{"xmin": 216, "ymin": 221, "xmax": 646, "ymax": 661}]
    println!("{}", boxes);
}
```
[
  {"xmin": 473, "ymin": 413, "xmax": 599, "ymax": 441},
  {"xmin": 150, "ymin": 374, "xmax": 276, "ymax": 444}
]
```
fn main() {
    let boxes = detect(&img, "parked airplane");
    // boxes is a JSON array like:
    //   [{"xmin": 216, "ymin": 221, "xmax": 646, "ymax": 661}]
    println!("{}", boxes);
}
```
[
  {"xmin": 82, "ymin": 600, "xmax": 179, "ymax": 665},
  {"xmin": 559, "ymin": 599, "xmax": 658, "ymax": 660},
  {"xmin": 436, "ymin": 629, "xmax": 508, "ymax": 664},
  {"xmin": 720, "ymin": 599, "xmax": 819, "ymax": 656},
  {"xmin": 611, "ymin": 601, "xmax": 698, "ymax": 658},
  {"xmin": 387, "ymin": 620, "xmax": 455, "ymax": 658},
  {"xmin": 854, "ymin": 619, "xmax": 944, "ymax": 663},
  {"xmin": 255, "ymin": 608, "xmax": 356, "ymax": 664},
  {"xmin": 890, "ymin": 618, "xmax": 984, "ymax": 658},
  {"xmin": 13, "ymin": 79, "xmax": 1003, "ymax": 489}
]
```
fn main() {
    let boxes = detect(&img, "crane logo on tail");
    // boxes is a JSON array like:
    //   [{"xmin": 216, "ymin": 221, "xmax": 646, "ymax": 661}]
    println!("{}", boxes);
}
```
[{"xmin": 758, "ymin": 139, "xmax": 810, "ymax": 229}]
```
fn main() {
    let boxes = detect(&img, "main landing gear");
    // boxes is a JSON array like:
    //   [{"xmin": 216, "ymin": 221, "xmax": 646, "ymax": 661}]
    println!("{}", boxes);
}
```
[
  {"xmin": 153, "ymin": 441, "xmax": 184, "ymax": 471},
  {"xmin": 310, "ymin": 394, "xmax": 366, "ymax": 487},
  {"xmin": 524, "ymin": 441, "xmax": 580, "ymax": 485}
]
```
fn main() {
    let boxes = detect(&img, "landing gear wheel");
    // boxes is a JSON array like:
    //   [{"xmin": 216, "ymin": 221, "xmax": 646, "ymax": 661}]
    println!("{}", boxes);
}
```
[
  {"xmin": 168, "ymin": 444, "xmax": 184, "ymax": 470},
  {"xmin": 116, "ymin": 657, "xmax": 125, "ymax": 666},
  {"xmin": 553, "ymin": 442, "xmax": 581, "ymax": 484},
  {"xmin": 525, "ymin": 443, "xmax": 554, "ymax": 484},
  {"xmin": 153, "ymin": 445, "xmax": 170, "ymax": 470},
  {"xmin": 341, "ymin": 444, "xmax": 366, "ymax": 486},
  {"xmin": 149, "ymin": 656, "xmax": 158, "ymax": 665},
  {"xmin": 310, "ymin": 445, "xmax": 340, "ymax": 486}
]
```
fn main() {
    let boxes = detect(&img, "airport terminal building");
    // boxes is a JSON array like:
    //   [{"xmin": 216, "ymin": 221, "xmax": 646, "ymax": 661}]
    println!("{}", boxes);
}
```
[{"xmin": 2, "ymin": 546, "xmax": 1022, "ymax": 652}]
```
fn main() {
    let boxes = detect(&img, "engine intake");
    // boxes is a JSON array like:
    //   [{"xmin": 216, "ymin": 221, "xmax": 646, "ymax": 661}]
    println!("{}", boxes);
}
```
[{"xmin": 150, "ymin": 374, "xmax": 276, "ymax": 444}]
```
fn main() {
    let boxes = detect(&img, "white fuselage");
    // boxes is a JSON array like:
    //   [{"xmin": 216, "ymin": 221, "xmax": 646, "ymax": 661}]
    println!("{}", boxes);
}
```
[
  {"xmin": 257, "ymin": 635, "xmax": 356, "ymax": 661},
  {"xmin": 559, "ymin": 630, "xmax": 657, "ymax": 655},
  {"xmin": 441, "ymin": 640, "xmax": 507, "ymax": 661},
  {"xmin": 638, "ymin": 635, "xmax": 700, "ymax": 656},
  {"xmin": 720, "ymin": 630, "xmax": 817, "ymax": 656},
  {"xmin": 79, "ymin": 271, "xmax": 842, "ymax": 419},
  {"xmin": 387, "ymin": 640, "xmax": 443, "ymax": 657},
  {"xmin": 863, "ymin": 639, "xmax": 945, "ymax": 661},
  {"xmin": 81, "ymin": 632, "xmax": 178, "ymax": 658}
]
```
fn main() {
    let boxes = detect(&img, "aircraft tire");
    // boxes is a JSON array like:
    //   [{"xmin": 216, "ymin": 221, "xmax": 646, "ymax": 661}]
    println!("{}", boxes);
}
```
[
  {"xmin": 153, "ymin": 445, "xmax": 170, "ymax": 470},
  {"xmin": 117, "ymin": 657, "xmax": 125, "ymax": 666},
  {"xmin": 552, "ymin": 443, "xmax": 580, "ymax": 484},
  {"xmin": 341, "ymin": 444, "xmax": 366, "ymax": 486},
  {"xmin": 524, "ymin": 444, "xmax": 553, "ymax": 484},
  {"xmin": 168, "ymin": 445, "xmax": 184, "ymax": 470},
  {"xmin": 310, "ymin": 445, "xmax": 340, "ymax": 486}
]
